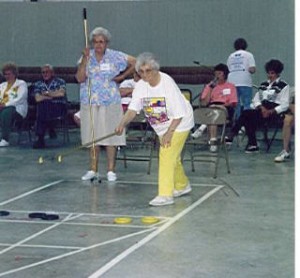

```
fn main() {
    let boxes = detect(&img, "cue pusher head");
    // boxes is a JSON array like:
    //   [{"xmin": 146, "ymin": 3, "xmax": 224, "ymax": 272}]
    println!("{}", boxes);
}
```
[
  {"xmin": 83, "ymin": 8, "xmax": 87, "ymax": 20},
  {"xmin": 83, "ymin": 8, "xmax": 89, "ymax": 48}
]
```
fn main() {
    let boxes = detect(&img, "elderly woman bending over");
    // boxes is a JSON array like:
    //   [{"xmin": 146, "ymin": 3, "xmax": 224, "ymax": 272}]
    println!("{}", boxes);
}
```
[
  {"xmin": 116, "ymin": 52, "xmax": 194, "ymax": 206},
  {"xmin": 76, "ymin": 26, "xmax": 136, "ymax": 182},
  {"xmin": 0, "ymin": 63, "xmax": 28, "ymax": 147}
]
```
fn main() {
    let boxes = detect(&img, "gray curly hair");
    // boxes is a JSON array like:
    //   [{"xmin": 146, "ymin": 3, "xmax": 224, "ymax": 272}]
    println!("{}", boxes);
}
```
[
  {"xmin": 90, "ymin": 27, "xmax": 112, "ymax": 43},
  {"xmin": 135, "ymin": 52, "xmax": 160, "ymax": 72}
]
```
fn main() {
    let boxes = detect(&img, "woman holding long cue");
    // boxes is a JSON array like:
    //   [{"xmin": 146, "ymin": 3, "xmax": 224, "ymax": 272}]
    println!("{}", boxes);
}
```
[{"xmin": 76, "ymin": 26, "xmax": 136, "ymax": 182}]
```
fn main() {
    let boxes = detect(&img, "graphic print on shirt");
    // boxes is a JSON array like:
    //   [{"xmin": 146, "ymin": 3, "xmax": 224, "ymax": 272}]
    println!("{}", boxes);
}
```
[
  {"xmin": 230, "ymin": 53, "xmax": 246, "ymax": 72},
  {"xmin": 0, "ymin": 85, "xmax": 18, "ymax": 104},
  {"xmin": 142, "ymin": 97, "xmax": 169, "ymax": 126}
]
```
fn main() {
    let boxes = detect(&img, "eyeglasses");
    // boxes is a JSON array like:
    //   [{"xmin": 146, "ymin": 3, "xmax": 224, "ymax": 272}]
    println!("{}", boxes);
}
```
[
  {"xmin": 138, "ymin": 69, "xmax": 153, "ymax": 75},
  {"xmin": 3, "ymin": 72, "xmax": 13, "ymax": 76},
  {"xmin": 93, "ymin": 39, "xmax": 107, "ymax": 44}
]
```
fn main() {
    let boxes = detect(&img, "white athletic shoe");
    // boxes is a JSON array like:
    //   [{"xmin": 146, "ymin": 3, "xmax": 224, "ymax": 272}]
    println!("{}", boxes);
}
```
[
  {"xmin": 238, "ymin": 126, "xmax": 245, "ymax": 135},
  {"xmin": 209, "ymin": 139, "xmax": 218, "ymax": 153},
  {"xmin": 0, "ymin": 139, "xmax": 9, "ymax": 147},
  {"xmin": 274, "ymin": 150, "xmax": 290, "ymax": 162},
  {"xmin": 81, "ymin": 170, "xmax": 97, "ymax": 181},
  {"xmin": 149, "ymin": 196, "xmax": 174, "ymax": 206},
  {"xmin": 191, "ymin": 129, "xmax": 204, "ymax": 139},
  {"xmin": 107, "ymin": 171, "xmax": 117, "ymax": 182},
  {"xmin": 173, "ymin": 183, "xmax": 192, "ymax": 197}
]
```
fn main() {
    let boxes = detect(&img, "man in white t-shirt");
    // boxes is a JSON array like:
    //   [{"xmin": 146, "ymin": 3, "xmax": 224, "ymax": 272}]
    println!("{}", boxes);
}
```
[{"xmin": 227, "ymin": 38, "xmax": 256, "ymax": 121}]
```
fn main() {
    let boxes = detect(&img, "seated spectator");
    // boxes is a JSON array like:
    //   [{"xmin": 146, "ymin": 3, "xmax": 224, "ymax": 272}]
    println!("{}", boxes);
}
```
[
  {"xmin": 0, "ymin": 62, "xmax": 28, "ymax": 147},
  {"xmin": 33, "ymin": 64, "xmax": 67, "ymax": 149},
  {"xmin": 226, "ymin": 59, "xmax": 290, "ymax": 153},
  {"xmin": 191, "ymin": 63, "xmax": 237, "ymax": 152},
  {"xmin": 73, "ymin": 110, "xmax": 81, "ymax": 127},
  {"xmin": 274, "ymin": 101, "xmax": 294, "ymax": 162},
  {"xmin": 119, "ymin": 71, "xmax": 141, "ymax": 111}
]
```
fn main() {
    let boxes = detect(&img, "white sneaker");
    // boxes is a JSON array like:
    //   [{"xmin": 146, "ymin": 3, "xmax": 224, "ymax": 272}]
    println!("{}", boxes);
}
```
[
  {"xmin": 209, "ymin": 139, "xmax": 218, "ymax": 153},
  {"xmin": 210, "ymin": 145, "xmax": 218, "ymax": 152},
  {"xmin": 0, "ymin": 139, "xmax": 9, "ymax": 147},
  {"xmin": 238, "ymin": 126, "xmax": 245, "ymax": 135},
  {"xmin": 107, "ymin": 171, "xmax": 117, "ymax": 181},
  {"xmin": 81, "ymin": 170, "xmax": 97, "ymax": 181},
  {"xmin": 274, "ymin": 150, "xmax": 290, "ymax": 162},
  {"xmin": 173, "ymin": 183, "xmax": 192, "ymax": 197},
  {"xmin": 191, "ymin": 129, "xmax": 203, "ymax": 139},
  {"xmin": 149, "ymin": 196, "xmax": 174, "ymax": 206}
]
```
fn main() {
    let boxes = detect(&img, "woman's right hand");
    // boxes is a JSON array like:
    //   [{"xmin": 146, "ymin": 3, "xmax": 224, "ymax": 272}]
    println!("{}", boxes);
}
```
[
  {"xmin": 82, "ymin": 48, "xmax": 90, "ymax": 60},
  {"xmin": 115, "ymin": 125, "xmax": 124, "ymax": 135}
]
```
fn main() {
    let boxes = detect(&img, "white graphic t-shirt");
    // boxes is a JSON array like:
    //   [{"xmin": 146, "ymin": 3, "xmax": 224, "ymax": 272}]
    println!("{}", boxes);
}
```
[
  {"xmin": 128, "ymin": 72, "xmax": 194, "ymax": 136},
  {"xmin": 227, "ymin": 50, "xmax": 255, "ymax": 87}
]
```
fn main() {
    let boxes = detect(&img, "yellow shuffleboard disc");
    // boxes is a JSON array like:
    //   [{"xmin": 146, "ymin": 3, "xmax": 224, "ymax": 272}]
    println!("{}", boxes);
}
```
[
  {"xmin": 141, "ymin": 216, "xmax": 160, "ymax": 224},
  {"xmin": 38, "ymin": 157, "xmax": 44, "ymax": 164},
  {"xmin": 113, "ymin": 217, "xmax": 132, "ymax": 224}
]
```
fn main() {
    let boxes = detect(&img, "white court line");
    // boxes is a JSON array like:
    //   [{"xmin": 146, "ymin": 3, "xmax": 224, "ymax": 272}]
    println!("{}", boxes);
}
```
[
  {"xmin": 88, "ymin": 185, "xmax": 224, "ymax": 278},
  {"xmin": 117, "ymin": 180, "xmax": 222, "ymax": 187},
  {"xmin": 0, "ymin": 243, "xmax": 82, "ymax": 250},
  {"xmin": 0, "ymin": 218, "xmax": 168, "ymax": 230},
  {"xmin": 0, "ymin": 180, "xmax": 64, "ymax": 206},
  {"xmin": 0, "ymin": 213, "xmax": 80, "ymax": 255},
  {"xmin": 0, "ymin": 183, "xmax": 222, "ymax": 276},
  {"xmin": 4, "ymin": 209, "xmax": 171, "ymax": 221},
  {"xmin": 0, "ymin": 226, "xmax": 155, "ymax": 277}
]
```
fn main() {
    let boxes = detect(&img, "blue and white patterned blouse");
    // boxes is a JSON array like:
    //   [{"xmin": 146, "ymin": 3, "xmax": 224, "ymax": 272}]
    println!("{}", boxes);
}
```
[{"xmin": 79, "ymin": 48, "xmax": 128, "ymax": 106}]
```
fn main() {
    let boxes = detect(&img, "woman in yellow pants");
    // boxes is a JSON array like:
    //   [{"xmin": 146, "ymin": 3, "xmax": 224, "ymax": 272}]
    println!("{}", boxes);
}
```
[{"xmin": 116, "ymin": 52, "xmax": 194, "ymax": 206}]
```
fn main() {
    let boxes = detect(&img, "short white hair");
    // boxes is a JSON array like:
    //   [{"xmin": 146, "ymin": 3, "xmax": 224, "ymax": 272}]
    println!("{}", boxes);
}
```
[
  {"xmin": 89, "ymin": 27, "xmax": 112, "ymax": 43},
  {"xmin": 135, "ymin": 52, "xmax": 160, "ymax": 72},
  {"xmin": 42, "ymin": 64, "xmax": 54, "ymax": 71}
]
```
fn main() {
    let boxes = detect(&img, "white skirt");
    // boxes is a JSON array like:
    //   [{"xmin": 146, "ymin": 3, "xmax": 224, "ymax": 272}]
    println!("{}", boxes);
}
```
[{"xmin": 80, "ymin": 104, "xmax": 126, "ymax": 146}]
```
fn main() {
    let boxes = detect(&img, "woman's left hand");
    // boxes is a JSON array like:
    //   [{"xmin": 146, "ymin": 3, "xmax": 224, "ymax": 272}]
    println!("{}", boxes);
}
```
[{"xmin": 161, "ymin": 130, "xmax": 173, "ymax": 148}]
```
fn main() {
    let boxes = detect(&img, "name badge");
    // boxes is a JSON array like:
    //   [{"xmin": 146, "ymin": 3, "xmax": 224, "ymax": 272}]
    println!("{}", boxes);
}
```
[
  {"xmin": 222, "ymin": 89, "xmax": 231, "ymax": 95},
  {"xmin": 100, "ymin": 63, "xmax": 111, "ymax": 71}
]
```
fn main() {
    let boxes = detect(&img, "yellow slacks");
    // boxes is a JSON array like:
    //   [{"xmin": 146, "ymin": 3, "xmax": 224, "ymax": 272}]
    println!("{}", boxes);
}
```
[{"xmin": 158, "ymin": 130, "xmax": 190, "ymax": 196}]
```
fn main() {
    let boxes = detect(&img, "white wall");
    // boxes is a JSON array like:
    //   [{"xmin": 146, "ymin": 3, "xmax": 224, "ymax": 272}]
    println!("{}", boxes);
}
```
[{"xmin": 0, "ymin": 0, "xmax": 295, "ymax": 100}]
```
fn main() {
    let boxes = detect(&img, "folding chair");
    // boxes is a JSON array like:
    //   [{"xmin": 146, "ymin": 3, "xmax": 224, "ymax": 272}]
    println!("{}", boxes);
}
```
[
  {"xmin": 13, "ymin": 115, "xmax": 33, "ymax": 144},
  {"xmin": 116, "ymin": 112, "xmax": 157, "ymax": 174},
  {"xmin": 236, "ymin": 110, "xmax": 284, "ymax": 152},
  {"xmin": 180, "ymin": 88, "xmax": 192, "ymax": 104},
  {"xmin": 13, "ymin": 97, "xmax": 36, "ymax": 145},
  {"xmin": 185, "ymin": 107, "xmax": 231, "ymax": 178},
  {"xmin": 35, "ymin": 101, "xmax": 70, "ymax": 145}
]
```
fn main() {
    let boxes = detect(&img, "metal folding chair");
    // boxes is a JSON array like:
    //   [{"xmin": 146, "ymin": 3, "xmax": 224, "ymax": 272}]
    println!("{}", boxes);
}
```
[
  {"xmin": 116, "ymin": 112, "xmax": 157, "ymax": 174},
  {"xmin": 185, "ymin": 107, "xmax": 231, "ymax": 178}
]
